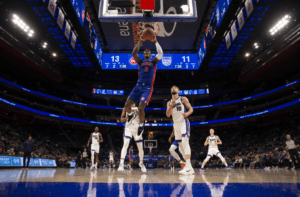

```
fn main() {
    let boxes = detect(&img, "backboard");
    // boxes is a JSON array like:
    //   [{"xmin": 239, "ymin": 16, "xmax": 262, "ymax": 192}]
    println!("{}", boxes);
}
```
[{"xmin": 99, "ymin": 0, "xmax": 197, "ymax": 22}]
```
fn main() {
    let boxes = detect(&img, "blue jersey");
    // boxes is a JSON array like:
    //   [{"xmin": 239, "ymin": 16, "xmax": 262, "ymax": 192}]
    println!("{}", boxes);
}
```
[
  {"xmin": 130, "ymin": 149, "xmax": 133, "ymax": 156},
  {"xmin": 137, "ymin": 59, "xmax": 157, "ymax": 86}
]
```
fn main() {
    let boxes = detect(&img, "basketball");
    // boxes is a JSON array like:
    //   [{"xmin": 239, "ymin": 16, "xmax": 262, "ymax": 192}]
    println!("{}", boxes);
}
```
[{"xmin": 141, "ymin": 27, "xmax": 156, "ymax": 41}]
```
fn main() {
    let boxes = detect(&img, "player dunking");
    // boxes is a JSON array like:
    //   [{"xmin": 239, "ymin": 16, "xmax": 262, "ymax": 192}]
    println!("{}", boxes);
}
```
[
  {"xmin": 128, "ymin": 145, "xmax": 134, "ymax": 170},
  {"xmin": 87, "ymin": 127, "xmax": 103, "ymax": 170},
  {"xmin": 169, "ymin": 128, "xmax": 186, "ymax": 170},
  {"xmin": 109, "ymin": 150, "xmax": 115, "ymax": 168},
  {"xmin": 118, "ymin": 103, "xmax": 146, "ymax": 172},
  {"xmin": 123, "ymin": 37, "xmax": 163, "ymax": 138},
  {"xmin": 200, "ymin": 129, "xmax": 230, "ymax": 173},
  {"xmin": 166, "ymin": 86, "xmax": 194, "ymax": 175}
]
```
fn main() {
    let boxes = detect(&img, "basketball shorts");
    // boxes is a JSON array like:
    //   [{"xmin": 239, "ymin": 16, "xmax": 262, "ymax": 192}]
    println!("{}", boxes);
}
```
[
  {"xmin": 171, "ymin": 140, "xmax": 179, "ymax": 147},
  {"xmin": 170, "ymin": 157, "xmax": 174, "ymax": 162},
  {"xmin": 109, "ymin": 158, "xmax": 114, "ymax": 163},
  {"xmin": 207, "ymin": 147, "xmax": 220, "ymax": 157},
  {"xmin": 129, "ymin": 155, "xmax": 132, "ymax": 161},
  {"xmin": 173, "ymin": 118, "xmax": 190, "ymax": 141},
  {"xmin": 124, "ymin": 127, "xmax": 143, "ymax": 142},
  {"xmin": 91, "ymin": 144, "xmax": 100, "ymax": 154},
  {"xmin": 129, "ymin": 83, "xmax": 153, "ymax": 105}
]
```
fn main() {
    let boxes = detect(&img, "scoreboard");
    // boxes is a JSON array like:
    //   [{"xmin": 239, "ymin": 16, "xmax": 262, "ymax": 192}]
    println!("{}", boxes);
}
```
[{"xmin": 102, "ymin": 53, "xmax": 198, "ymax": 70}]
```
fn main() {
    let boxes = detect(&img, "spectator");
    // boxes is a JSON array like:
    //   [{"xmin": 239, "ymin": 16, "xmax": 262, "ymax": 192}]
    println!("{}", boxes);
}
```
[
  {"xmin": 23, "ymin": 136, "xmax": 34, "ymax": 168},
  {"xmin": 0, "ymin": 148, "xmax": 3, "ymax": 155}
]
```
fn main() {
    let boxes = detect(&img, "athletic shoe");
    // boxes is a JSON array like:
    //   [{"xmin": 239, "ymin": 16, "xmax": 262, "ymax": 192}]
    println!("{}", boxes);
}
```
[
  {"xmin": 226, "ymin": 166, "xmax": 231, "ymax": 170},
  {"xmin": 139, "ymin": 163, "xmax": 147, "ymax": 173},
  {"xmin": 118, "ymin": 163, "xmax": 124, "ymax": 172},
  {"xmin": 200, "ymin": 168, "xmax": 205, "ymax": 174},
  {"xmin": 137, "ymin": 127, "xmax": 144, "ymax": 136},
  {"xmin": 90, "ymin": 165, "xmax": 94, "ymax": 170},
  {"xmin": 180, "ymin": 162, "xmax": 186, "ymax": 170},
  {"xmin": 179, "ymin": 166, "xmax": 194, "ymax": 175}
]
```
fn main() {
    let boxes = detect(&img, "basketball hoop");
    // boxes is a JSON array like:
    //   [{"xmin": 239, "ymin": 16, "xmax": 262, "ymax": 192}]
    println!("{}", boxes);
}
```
[{"xmin": 137, "ymin": 22, "xmax": 160, "ymax": 40}]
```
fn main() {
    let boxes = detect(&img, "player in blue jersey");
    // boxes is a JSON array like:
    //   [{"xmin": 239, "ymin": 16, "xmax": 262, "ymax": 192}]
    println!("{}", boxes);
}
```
[
  {"xmin": 128, "ymin": 145, "xmax": 134, "ymax": 170},
  {"xmin": 124, "ymin": 37, "xmax": 163, "ymax": 136}
]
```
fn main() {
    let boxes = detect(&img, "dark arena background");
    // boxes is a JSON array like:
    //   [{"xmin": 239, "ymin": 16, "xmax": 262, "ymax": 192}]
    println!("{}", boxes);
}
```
[{"xmin": 1, "ymin": 0, "xmax": 300, "ymax": 196}]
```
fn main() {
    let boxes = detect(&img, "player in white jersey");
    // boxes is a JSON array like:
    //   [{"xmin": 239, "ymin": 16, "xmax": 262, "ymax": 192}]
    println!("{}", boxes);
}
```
[
  {"xmin": 87, "ymin": 127, "xmax": 103, "ymax": 170},
  {"xmin": 200, "ymin": 129, "xmax": 230, "ymax": 173},
  {"xmin": 168, "ymin": 128, "xmax": 186, "ymax": 170},
  {"xmin": 166, "ymin": 85, "xmax": 194, "ymax": 175},
  {"xmin": 109, "ymin": 150, "xmax": 115, "ymax": 168},
  {"xmin": 118, "ymin": 103, "xmax": 146, "ymax": 172}
]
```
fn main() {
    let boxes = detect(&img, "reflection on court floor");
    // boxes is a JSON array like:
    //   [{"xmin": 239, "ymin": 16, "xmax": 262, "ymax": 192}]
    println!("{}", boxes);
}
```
[{"xmin": 1, "ymin": 168, "xmax": 300, "ymax": 196}]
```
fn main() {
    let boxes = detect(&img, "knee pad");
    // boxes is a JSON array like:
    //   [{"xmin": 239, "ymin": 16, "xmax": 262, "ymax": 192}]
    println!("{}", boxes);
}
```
[
  {"xmin": 204, "ymin": 156, "xmax": 211, "ymax": 163},
  {"xmin": 217, "ymin": 153, "xmax": 225, "ymax": 162}
]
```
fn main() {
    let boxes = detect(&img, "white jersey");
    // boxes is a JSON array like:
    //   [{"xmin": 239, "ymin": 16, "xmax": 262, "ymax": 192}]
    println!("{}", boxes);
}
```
[
  {"xmin": 125, "ymin": 107, "xmax": 139, "ymax": 128},
  {"xmin": 109, "ymin": 152, "xmax": 114, "ymax": 160},
  {"xmin": 92, "ymin": 132, "xmax": 100, "ymax": 145},
  {"xmin": 208, "ymin": 135, "xmax": 218, "ymax": 149},
  {"xmin": 170, "ymin": 96, "xmax": 186, "ymax": 123}
]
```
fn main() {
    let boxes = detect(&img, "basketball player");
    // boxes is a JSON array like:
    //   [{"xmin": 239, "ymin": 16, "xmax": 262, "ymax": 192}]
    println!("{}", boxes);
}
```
[
  {"xmin": 169, "ymin": 154, "xmax": 175, "ymax": 171},
  {"xmin": 200, "ymin": 129, "xmax": 230, "ymax": 173},
  {"xmin": 123, "ymin": 37, "xmax": 163, "ymax": 138},
  {"xmin": 109, "ymin": 150, "xmax": 115, "ymax": 168},
  {"xmin": 118, "ymin": 103, "xmax": 146, "ymax": 172},
  {"xmin": 169, "ymin": 128, "xmax": 186, "ymax": 170},
  {"xmin": 87, "ymin": 127, "xmax": 103, "ymax": 170},
  {"xmin": 166, "ymin": 85, "xmax": 194, "ymax": 175},
  {"xmin": 128, "ymin": 145, "xmax": 134, "ymax": 170}
]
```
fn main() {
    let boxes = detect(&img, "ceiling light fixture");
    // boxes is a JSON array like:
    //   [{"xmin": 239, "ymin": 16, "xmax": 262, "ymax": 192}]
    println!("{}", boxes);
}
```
[
  {"xmin": 270, "ymin": 15, "xmax": 291, "ymax": 35},
  {"xmin": 245, "ymin": 53, "xmax": 250, "ymax": 57},
  {"xmin": 12, "ymin": 14, "xmax": 34, "ymax": 38}
]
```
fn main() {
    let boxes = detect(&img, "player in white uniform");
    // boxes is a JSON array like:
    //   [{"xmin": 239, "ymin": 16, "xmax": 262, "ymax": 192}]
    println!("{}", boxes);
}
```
[
  {"xmin": 87, "ymin": 127, "xmax": 103, "ymax": 170},
  {"xmin": 168, "ymin": 128, "xmax": 186, "ymax": 170},
  {"xmin": 200, "ymin": 129, "xmax": 230, "ymax": 173},
  {"xmin": 118, "ymin": 103, "xmax": 146, "ymax": 172},
  {"xmin": 166, "ymin": 85, "xmax": 194, "ymax": 175},
  {"xmin": 109, "ymin": 150, "xmax": 115, "ymax": 168}
]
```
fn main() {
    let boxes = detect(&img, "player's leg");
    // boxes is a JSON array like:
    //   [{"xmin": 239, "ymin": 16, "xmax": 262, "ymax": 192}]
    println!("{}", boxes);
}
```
[
  {"xmin": 201, "ymin": 155, "xmax": 212, "ymax": 172},
  {"xmin": 126, "ymin": 86, "xmax": 141, "ymax": 120},
  {"xmin": 179, "ymin": 120, "xmax": 193, "ymax": 174},
  {"xmin": 118, "ymin": 131, "xmax": 131, "ymax": 171},
  {"xmin": 134, "ymin": 131, "xmax": 146, "ymax": 172},
  {"xmin": 137, "ymin": 102, "xmax": 147, "ymax": 135},
  {"xmin": 95, "ymin": 153, "xmax": 98, "ymax": 169},
  {"xmin": 90, "ymin": 144, "xmax": 95, "ymax": 169},
  {"xmin": 216, "ymin": 152, "xmax": 230, "ymax": 170}
]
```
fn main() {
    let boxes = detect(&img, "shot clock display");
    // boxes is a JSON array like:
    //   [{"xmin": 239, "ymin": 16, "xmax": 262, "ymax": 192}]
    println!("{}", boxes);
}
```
[{"xmin": 102, "ymin": 53, "xmax": 198, "ymax": 70}]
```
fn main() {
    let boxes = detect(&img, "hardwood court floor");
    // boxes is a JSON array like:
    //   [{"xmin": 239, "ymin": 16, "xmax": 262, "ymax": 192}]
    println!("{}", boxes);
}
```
[{"xmin": 1, "ymin": 168, "xmax": 300, "ymax": 196}]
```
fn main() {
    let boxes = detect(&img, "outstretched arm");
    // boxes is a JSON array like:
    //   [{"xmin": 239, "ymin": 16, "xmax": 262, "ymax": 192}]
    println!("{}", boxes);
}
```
[
  {"xmin": 132, "ymin": 40, "xmax": 143, "ymax": 65},
  {"xmin": 182, "ymin": 97, "xmax": 193, "ymax": 118},
  {"xmin": 152, "ymin": 38, "xmax": 163, "ymax": 65},
  {"xmin": 168, "ymin": 128, "xmax": 175, "ymax": 143},
  {"xmin": 87, "ymin": 133, "xmax": 92, "ymax": 147},
  {"xmin": 204, "ymin": 137, "xmax": 209, "ymax": 146}
]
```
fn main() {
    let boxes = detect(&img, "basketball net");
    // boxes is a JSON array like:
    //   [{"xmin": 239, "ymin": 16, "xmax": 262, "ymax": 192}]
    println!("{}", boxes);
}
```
[
  {"xmin": 149, "ymin": 145, "xmax": 153, "ymax": 153},
  {"xmin": 137, "ymin": 22, "xmax": 160, "ymax": 39}
]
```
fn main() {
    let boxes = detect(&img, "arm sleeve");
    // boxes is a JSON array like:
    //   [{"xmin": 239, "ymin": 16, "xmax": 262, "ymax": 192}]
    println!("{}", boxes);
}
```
[{"xmin": 155, "ymin": 42, "xmax": 163, "ymax": 60}]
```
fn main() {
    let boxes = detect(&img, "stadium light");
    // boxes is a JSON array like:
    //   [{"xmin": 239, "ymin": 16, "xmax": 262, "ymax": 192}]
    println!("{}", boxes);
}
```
[
  {"xmin": 245, "ymin": 53, "xmax": 250, "ymax": 57},
  {"xmin": 270, "ymin": 15, "xmax": 291, "ymax": 35},
  {"xmin": 42, "ymin": 42, "xmax": 47, "ymax": 48},
  {"xmin": 12, "ymin": 14, "xmax": 34, "ymax": 37},
  {"xmin": 52, "ymin": 53, "xmax": 57, "ymax": 57}
]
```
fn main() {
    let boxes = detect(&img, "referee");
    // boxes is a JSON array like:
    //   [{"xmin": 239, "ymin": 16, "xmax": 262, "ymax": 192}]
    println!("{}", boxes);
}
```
[{"xmin": 285, "ymin": 135, "xmax": 299, "ymax": 169}]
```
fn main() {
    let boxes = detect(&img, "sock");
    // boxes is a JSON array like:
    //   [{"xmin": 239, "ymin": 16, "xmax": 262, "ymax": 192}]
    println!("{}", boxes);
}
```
[
  {"xmin": 120, "ymin": 159, "xmax": 124, "ymax": 165},
  {"xmin": 139, "ymin": 123, "xmax": 144, "ymax": 127},
  {"xmin": 186, "ymin": 159, "xmax": 191, "ymax": 168}
]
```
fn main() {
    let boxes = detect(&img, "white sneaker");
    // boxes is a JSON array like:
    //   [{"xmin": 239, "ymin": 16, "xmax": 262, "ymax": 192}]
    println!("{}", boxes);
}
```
[
  {"xmin": 118, "ymin": 163, "xmax": 124, "ymax": 172},
  {"xmin": 90, "ymin": 165, "xmax": 94, "ymax": 170},
  {"xmin": 179, "ymin": 166, "xmax": 194, "ymax": 175},
  {"xmin": 139, "ymin": 163, "xmax": 147, "ymax": 173}
]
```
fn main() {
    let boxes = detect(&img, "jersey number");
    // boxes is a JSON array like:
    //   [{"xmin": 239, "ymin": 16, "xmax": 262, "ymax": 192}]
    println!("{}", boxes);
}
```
[
  {"xmin": 177, "ymin": 106, "xmax": 182, "ymax": 111},
  {"xmin": 144, "ymin": 67, "xmax": 149, "ymax": 72}
]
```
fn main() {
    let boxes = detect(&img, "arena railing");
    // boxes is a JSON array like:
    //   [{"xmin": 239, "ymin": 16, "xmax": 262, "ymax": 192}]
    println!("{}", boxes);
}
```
[
  {"xmin": 1, "ymin": 96, "xmax": 299, "ymax": 127},
  {"xmin": 0, "ymin": 77, "xmax": 299, "ymax": 111}
]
